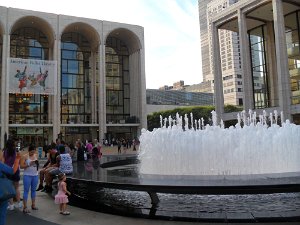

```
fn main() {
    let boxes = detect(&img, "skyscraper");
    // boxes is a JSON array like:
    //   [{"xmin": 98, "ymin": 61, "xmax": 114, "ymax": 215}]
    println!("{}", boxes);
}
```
[{"xmin": 198, "ymin": 0, "xmax": 243, "ymax": 106}]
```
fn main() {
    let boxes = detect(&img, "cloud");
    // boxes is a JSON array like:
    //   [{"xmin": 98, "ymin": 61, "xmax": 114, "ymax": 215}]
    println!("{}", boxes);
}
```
[{"xmin": 1, "ymin": 0, "xmax": 203, "ymax": 88}]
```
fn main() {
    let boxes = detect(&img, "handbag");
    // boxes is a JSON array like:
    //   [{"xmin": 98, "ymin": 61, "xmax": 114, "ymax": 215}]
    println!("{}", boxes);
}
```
[{"xmin": 0, "ymin": 175, "xmax": 16, "ymax": 201}]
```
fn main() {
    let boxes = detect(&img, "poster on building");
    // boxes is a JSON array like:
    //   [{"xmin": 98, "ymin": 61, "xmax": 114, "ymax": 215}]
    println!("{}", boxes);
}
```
[{"xmin": 7, "ymin": 58, "xmax": 57, "ymax": 95}]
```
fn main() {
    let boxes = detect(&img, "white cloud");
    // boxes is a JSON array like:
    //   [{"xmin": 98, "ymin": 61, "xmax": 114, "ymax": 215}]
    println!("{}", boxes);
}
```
[{"xmin": 0, "ymin": 0, "xmax": 203, "ymax": 88}]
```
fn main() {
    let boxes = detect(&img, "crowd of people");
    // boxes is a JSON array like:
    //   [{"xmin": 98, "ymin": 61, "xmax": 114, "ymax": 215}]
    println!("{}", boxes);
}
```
[{"xmin": 0, "ymin": 137, "xmax": 103, "ymax": 223}]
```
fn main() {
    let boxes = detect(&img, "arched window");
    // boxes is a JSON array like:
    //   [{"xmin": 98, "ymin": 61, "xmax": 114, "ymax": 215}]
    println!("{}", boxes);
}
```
[
  {"xmin": 61, "ymin": 32, "xmax": 92, "ymax": 124},
  {"xmin": 105, "ymin": 37, "xmax": 130, "ymax": 123},
  {"xmin": 9, "ymin": 27, "xmax": 49, "ymax": 124}
]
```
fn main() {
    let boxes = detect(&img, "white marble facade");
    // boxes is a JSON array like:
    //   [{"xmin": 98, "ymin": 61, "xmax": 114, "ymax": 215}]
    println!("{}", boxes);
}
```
[{"xmin": 0, "ymin": 6, "xmax": 146, "ymax": 147}]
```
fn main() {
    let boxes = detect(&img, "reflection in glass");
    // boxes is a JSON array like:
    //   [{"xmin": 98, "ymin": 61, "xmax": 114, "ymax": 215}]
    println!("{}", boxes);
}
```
[
  {"xmin": 105, "ymin": 37, "xmax": 130, "ymax": 124},
  {"xmin": 61, "ymin": 33, "xmax": 92, "ymax": 124},
  {"xmin": 249, "ymin": 26, "xmax": 269, "ymax": 109},
  {"xmin": 285, "ymin": 11, "xmax": 300, "ymax": 105},
  {"xmin": 9, "ymin": 27, "xmax": 49, "ymax": 124}
]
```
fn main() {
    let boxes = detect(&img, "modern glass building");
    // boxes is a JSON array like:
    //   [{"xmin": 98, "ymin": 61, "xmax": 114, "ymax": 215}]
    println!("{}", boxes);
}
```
[
  {"xmin": 0, "ymin": 6, "xmax": 146, "ymax": 147},
  {"xmin": 146, "ymin": 89, "xmax": 213, "ymax": 106},
  {"xmin": 209, "ymin": 0, "xmax": 300, "ymax": 123}
]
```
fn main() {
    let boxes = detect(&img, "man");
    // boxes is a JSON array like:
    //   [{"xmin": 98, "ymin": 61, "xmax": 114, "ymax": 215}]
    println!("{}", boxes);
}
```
[{"xmin": 36, "ymin": 143, "xmax": 59, "ymax": 191}]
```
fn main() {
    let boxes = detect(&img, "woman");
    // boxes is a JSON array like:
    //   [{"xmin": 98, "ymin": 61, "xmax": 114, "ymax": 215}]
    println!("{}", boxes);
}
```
[
  {"xmin": 20, "ymin": 145, "xmax": 39, "ymax": 213},
  {"xmin": 45, "ymin": 145, "xmax": 73, "ymax": 193},
  {"xmin": 0, "ymin": 157, "xmax": 20, "ymax": 225},
  {"xmin": 1, "ymin": 139, "xmax": 22, "ymax": 210}
]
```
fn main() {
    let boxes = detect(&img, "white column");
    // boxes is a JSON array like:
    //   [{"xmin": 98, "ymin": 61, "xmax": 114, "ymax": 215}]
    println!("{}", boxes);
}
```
[
  {"xmin": 129, "ymin": 52, "xmax": 139, "ymax": 117},
  {"xmin": 272, "ymin": 0, "xmax": 291, "ymax": 120},
  {"xmin": 98, "ymin": 43, "xmax": 106, "ymax": 140},
  {"xmin": 52, "ymin": 38, "xmax": 60, "ymax": 139},
  {"xmin": 91, "ymin": 51, "xmax": 96, "ymax": 123},
  {"xmin": 1, "ymin": 34, "xmax": 9, "ymax": 147},
  {"xmin": 211, "ymin": 23, "xmax": 224, "ymax": 121},
  {"xmin": 265, "ymin": 22, "xmax": 278, "ymax": 107},
  {"xmin": 238, "ymin": 9, "xmax": 254, "ymax": 111},
  {"xmin": 139, "ymin": 48, "xmax": 147, "ymax": 130}
]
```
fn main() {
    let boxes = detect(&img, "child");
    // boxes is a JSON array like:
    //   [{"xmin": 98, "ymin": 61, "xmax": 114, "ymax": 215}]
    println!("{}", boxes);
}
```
[{"xmin": 54, "ymin": 173, "xmax": 71, "ymax": 215}]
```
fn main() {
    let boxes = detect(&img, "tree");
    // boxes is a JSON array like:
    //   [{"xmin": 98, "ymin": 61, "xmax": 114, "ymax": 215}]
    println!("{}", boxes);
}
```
[{"xmin": 147, "ymin": 105, "xmax": 241, "ymax": 131}]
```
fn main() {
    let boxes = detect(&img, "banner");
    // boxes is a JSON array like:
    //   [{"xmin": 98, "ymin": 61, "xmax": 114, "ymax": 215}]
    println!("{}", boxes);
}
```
[{"xmin": 7, "ymin": 58, "xmax": 57, "ymax": 95}]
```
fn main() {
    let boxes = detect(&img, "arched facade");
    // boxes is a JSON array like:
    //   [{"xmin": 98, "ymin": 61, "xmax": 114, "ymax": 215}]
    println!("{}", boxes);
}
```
[
  {"xmin": 210, "ymin": 0, "xmax": 300, "ymax": 123},
  {"xmin": 0, "ymin": 6, "xmax": 146, "ymax": 147}
]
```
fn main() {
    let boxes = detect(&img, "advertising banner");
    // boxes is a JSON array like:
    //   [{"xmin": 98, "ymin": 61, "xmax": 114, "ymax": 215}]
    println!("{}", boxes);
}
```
[{"xmin": 7, "ymin": 58, "xmax": 57, "ymax": 95}]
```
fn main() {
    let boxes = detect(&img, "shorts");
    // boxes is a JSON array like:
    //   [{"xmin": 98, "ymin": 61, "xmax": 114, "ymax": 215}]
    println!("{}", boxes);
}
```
[
  {"xmin": 6, "ymin": 169, "xmax": 20, "ymax": 182},
  {"xmin": 49, "ymin": 168, "xmax": 60, "ymax": 176}
]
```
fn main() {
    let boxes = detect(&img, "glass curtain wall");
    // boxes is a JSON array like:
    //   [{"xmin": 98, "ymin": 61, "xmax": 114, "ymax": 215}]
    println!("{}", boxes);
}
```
[
  {"xmin": 249, "ymin": 26, "xmax": 270, "ymax": 109},
  {"xmin": 61, "ymin": 32, "xmax": 95, "ymax": 143},
  {"xmin": 285, "ymin": 10, "xmax": 300, "ymax": 105},
  {"xmin": 105, "ymin": 37, "xmax": 130, "ymax": 124},
  {"xmin": 9, "ymin": 27, "xmax": 51, "ymax": 146},
  {"xmin": 61, "ymin": 32, "xmax": 92, "ymax": 124}
]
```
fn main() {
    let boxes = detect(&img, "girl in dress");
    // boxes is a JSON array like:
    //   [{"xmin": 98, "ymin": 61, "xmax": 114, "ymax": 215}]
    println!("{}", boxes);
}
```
[{"xmin": 54, "ymin": 173, "xmax": 71, "ymax": 215}]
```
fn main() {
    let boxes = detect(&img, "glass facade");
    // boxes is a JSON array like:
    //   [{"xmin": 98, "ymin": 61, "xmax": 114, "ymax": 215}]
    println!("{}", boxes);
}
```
[
  {"xmin": 0, "ymin": 8, "xmax": 145, "ymax": 148},
  {"xmin": 9, "ymin": 27, "xmax": 50, "ymax": 124},
  {"xmin": 285, "ymin": 10, "xmax": 300, "ymax": 105},
  {"xmin": 61, "ymin": 32, "xmax": 92, "ymax": 124},
  {"xmin": 105, "ymin": 37, "xmax": 130, "ymax": 124},
  {"xmin": 9, "ymin": 27, "xmax": 52, "ymax": 146},
  {"xmin": 146, "ymin": 89, "xmax": 213, "ymax": 105},
  {"xmin": 249, "ymin": 26, "xmax": 269, "ymax": 109}
]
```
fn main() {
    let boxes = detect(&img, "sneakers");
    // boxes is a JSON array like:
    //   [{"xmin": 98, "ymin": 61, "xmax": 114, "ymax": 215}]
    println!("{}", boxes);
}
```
[
  {"xmin": 36, "ymin": 184, "xmax": 44, "ymax": 191},
  {"xmin": 41, "ymin": 185, "xmax": 53, "ymax": 193},
  {"xmin": 14, "ymin": 202, "xmax": 23, "ymax": 209},
  {"xmin": 7, "ymin": 204, "xmax": 14, "ymax": 211},
  {"xmin": 7, "ymin": 202, "xmax": 22, "ymax": 210}
]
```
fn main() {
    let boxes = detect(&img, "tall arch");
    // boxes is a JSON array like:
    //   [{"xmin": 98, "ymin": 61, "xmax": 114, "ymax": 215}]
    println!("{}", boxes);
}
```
[
  {"xmin": 8, "ymin": 16, "xmax": 55, "ymax": 146},
  {"xmin": 105, "ymin": 28, "xmax": 144, "ymax": 141},
  {"xmin": 10, "ymin": 16, "xmax": 55, "ymax": 47},
  {"xmin": 60, "ymin": 22, "xmax": 100, "ymax": 143}
]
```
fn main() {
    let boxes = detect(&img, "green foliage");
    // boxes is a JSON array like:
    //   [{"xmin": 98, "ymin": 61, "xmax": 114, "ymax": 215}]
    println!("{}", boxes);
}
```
[
  {"xmin": 224, "ymin": 104, "xmax": 243, "ymax": 113},
  {"xmin": 147, "ymin": 105, "xmax": 241, "ymax": 131}
]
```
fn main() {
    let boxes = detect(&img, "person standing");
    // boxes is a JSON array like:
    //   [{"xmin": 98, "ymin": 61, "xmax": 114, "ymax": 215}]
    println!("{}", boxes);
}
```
[
  {"xmin": 1, "ymin": 139, "xmax": 22, "ymax": 210},
  {"xmin": 76, "ymin": 140, "xmax": 85, "ymax": 162},
  {"xmin": 54, "ymin": 173, "xmax": 71, "ymax": 215},
  {"xmin": 20, "ymin": 145, "xmax": 39, "ymax": 213}
]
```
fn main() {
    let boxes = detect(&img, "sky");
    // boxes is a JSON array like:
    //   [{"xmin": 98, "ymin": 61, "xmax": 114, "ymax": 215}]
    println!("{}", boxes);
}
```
[{"xmin": 1, "ymin": 0, "xmax": 203, "ymax": 89}]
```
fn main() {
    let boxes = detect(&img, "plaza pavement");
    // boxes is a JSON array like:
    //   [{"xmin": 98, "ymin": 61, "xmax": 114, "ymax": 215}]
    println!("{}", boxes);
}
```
[{"xmin": 6, "ymin": 146, "xmax": 300, "ymax": 225}]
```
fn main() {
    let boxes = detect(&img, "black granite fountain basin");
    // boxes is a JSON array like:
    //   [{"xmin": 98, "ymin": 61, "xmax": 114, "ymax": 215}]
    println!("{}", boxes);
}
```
[{"xmin": 67, "ymin": 155, "xmax": 300, "ymax": 222}]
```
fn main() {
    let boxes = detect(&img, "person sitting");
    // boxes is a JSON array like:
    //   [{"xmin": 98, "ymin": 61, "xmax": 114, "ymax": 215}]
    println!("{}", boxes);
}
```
[
  {"xmin": 0, "ymin": 160, "xmax": 19, "ymax": 225},
  {"xmin": 36, "ymin": 143, "xmax": 59, "ymax": 191},
  {"xmin": 45, "ymin": 145, "xmax": 73, "ymax": 192}
]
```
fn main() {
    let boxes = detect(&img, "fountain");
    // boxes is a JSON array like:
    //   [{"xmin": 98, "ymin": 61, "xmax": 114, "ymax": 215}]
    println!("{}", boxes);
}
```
[
  {"xmin": 139, "ymin": 110, "xmax": 300, "ymax": 176},
  {"xmin": 68, "ymin": 109, "xmax": 300, "ymax": 222}
]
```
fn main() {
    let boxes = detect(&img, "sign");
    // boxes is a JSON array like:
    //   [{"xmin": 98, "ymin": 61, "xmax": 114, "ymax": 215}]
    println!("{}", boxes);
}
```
[{"xmin": 7, "ymin": 58, "xmax": 57, "ymax": 95}]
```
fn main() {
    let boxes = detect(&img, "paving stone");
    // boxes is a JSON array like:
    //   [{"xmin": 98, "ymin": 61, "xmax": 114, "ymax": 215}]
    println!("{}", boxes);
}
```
[{"xmin": 226, "ymin": 212, "xmax": 255, "ymax": 221}]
